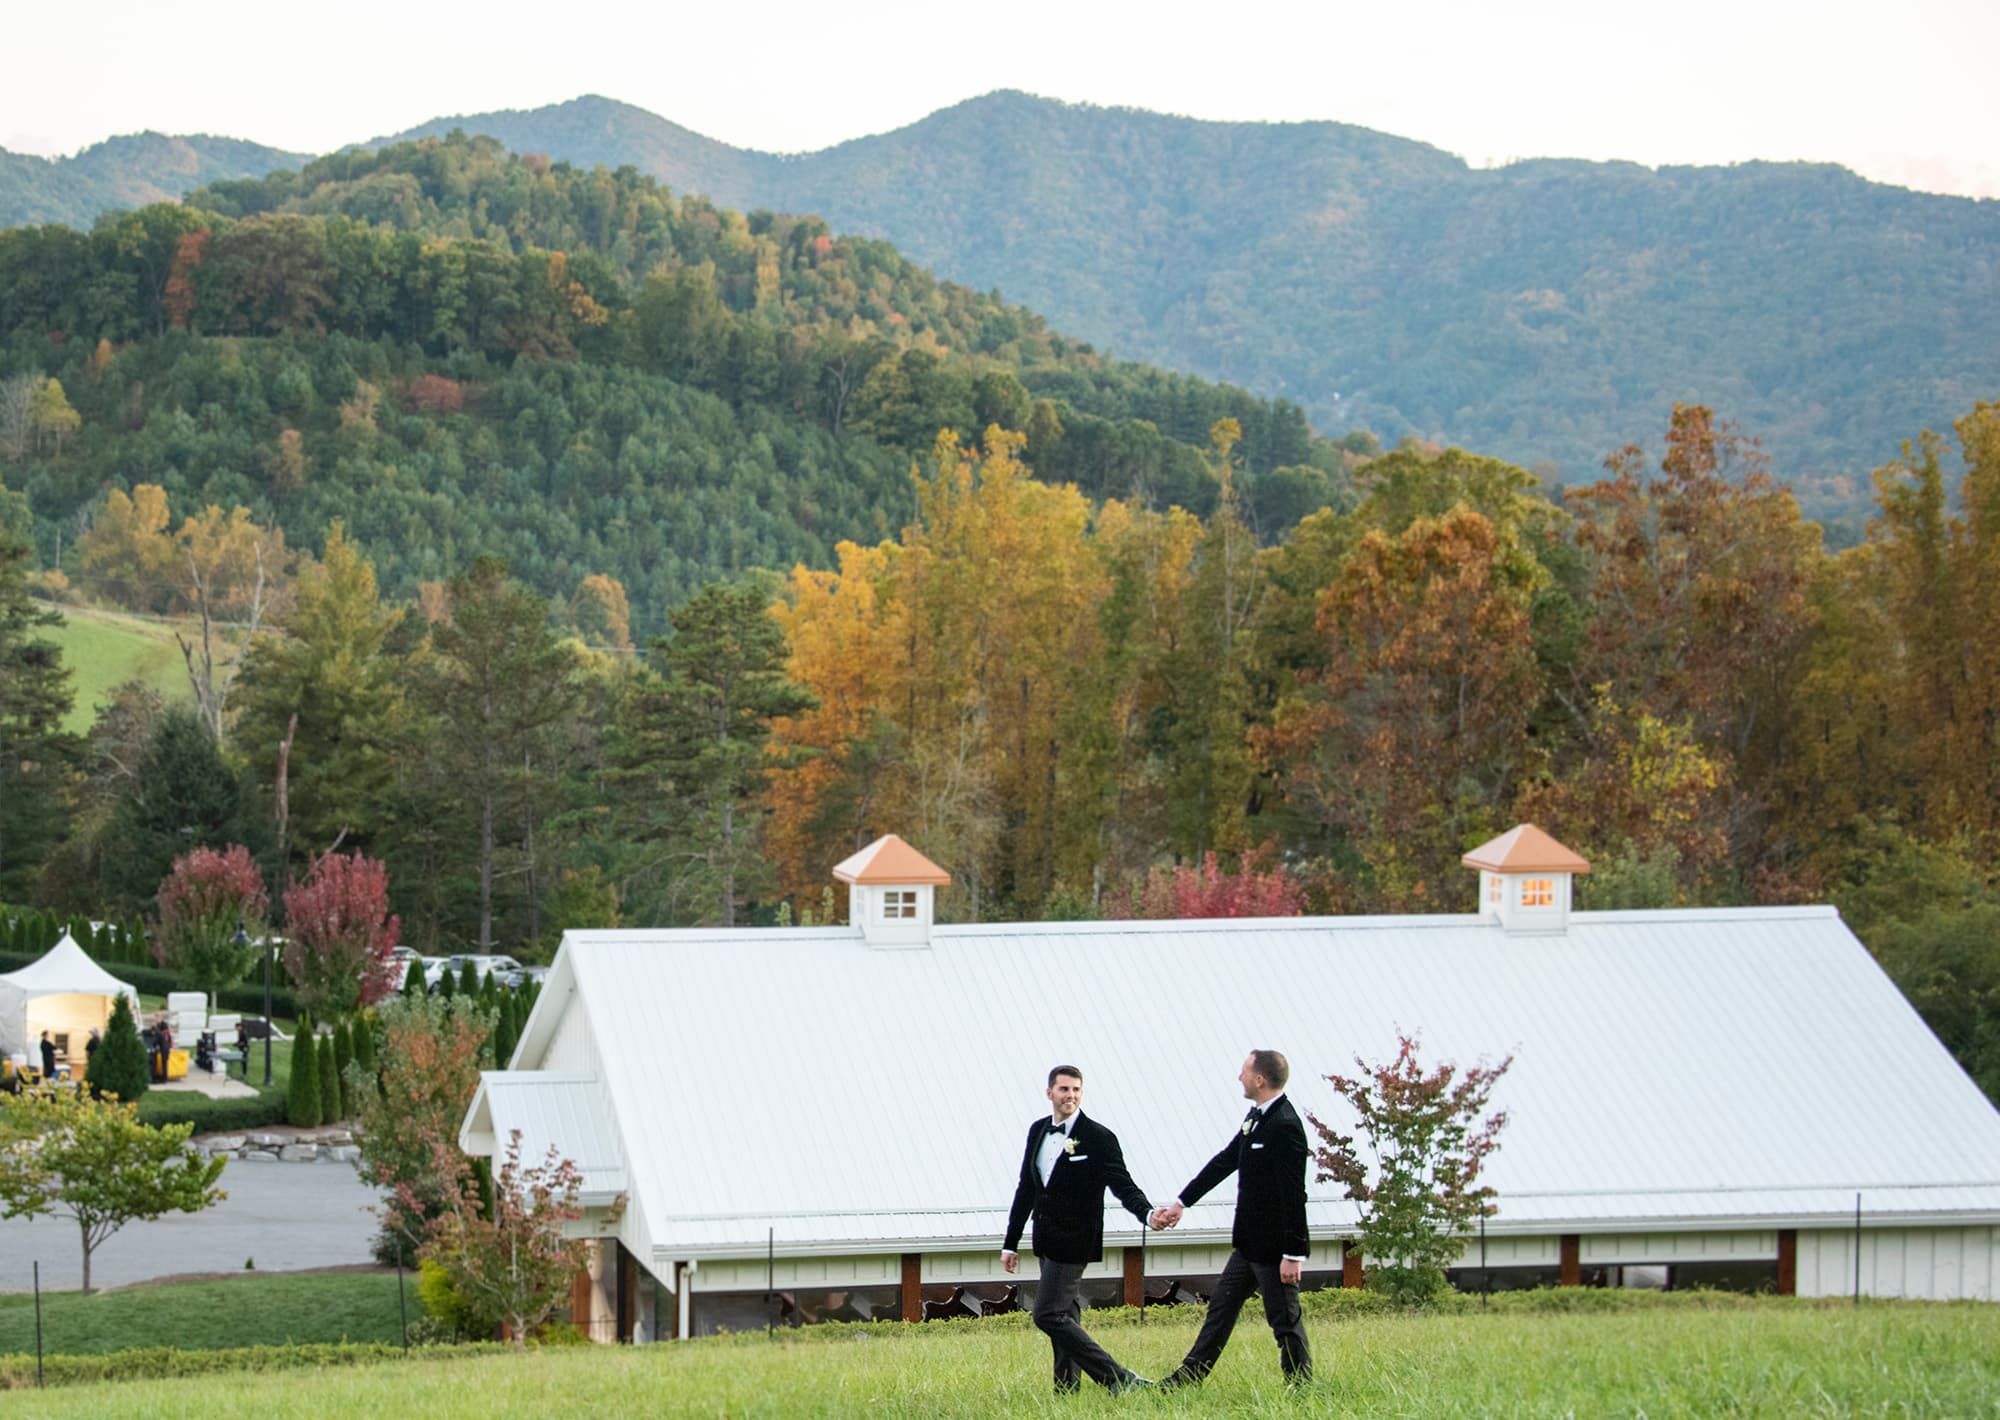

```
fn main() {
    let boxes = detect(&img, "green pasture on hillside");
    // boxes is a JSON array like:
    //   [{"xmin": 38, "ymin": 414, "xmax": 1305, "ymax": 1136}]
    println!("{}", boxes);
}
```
[
  {"xmin": 0, "ymin": 1271, "xmax": 403, "ymax": 1356},
  {"xmin": 6, "ymin": 1295, "xmax": 1997, "ymax": 1416},
  {"xmin": 43, "ymin": 604, "xmax": 198, "ymax": 732}
]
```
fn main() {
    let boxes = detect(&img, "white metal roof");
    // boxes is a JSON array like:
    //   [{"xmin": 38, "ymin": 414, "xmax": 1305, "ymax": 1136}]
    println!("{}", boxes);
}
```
[
  {"xmin": 489, "ymin": 906, "xmax": 2000, "ymax": 1259},
  {"xmin": 460, "ymin": 1071, "xmax": 627, "ymax": 1206}
]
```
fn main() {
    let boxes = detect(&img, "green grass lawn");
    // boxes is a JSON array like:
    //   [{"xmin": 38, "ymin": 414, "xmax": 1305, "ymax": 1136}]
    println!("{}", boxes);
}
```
[
  {"xmin": 44, "ymin": 603, "xmax": 207, "ymax": 733},
  {"xmin": 6, "ymin": 1297, "xmax": 1998, "ymax": 1416},
  {"xmin": 0, "ymin": 1271, "xmax": 404, "ymax": 1357}
]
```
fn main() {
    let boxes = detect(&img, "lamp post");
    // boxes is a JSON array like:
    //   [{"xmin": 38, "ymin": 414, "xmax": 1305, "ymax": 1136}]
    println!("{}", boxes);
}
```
[{"xmin": 234, "ymin": 915, "xmax": 271, "ymax": 1086}]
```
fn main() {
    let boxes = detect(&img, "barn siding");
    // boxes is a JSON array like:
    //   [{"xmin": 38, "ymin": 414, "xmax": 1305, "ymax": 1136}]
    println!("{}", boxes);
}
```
[
  {"xmin": 1796, "ymin": 1226, "xmax": 1999, "ymax": 1300},
  {"xmin": 543, "ymin": 997, "xmax": 600, "ymax": 1075}
]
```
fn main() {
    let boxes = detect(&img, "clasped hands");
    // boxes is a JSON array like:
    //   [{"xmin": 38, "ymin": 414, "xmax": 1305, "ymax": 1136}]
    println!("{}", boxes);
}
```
[{"xmin": 1147, "ymin": 1202, "xmax": 1184, "ymax": 1230}]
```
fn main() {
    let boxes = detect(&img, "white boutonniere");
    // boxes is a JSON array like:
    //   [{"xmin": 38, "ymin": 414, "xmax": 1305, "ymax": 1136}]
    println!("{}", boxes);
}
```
[
  {"xmin": 1063, "ymin": 1137, "xmax": 1079, "ymax": 1156},
  {"xmin": 1240, "ymin": 1120, "xmax": 1255, "ymax": 1137}
]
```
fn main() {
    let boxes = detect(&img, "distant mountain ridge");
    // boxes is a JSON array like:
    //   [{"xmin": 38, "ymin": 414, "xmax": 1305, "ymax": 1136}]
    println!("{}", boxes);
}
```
[
  {"xmin": 0, "ymin": 131, "xmax": 310, "ymax": 227},
  {"xmin": 379, "ymin": 92, "xmax": 2000, "ymax": 488},
  {"xmin": 10, "ymin": 92, "xmax": 1998, "ymax": 491}
]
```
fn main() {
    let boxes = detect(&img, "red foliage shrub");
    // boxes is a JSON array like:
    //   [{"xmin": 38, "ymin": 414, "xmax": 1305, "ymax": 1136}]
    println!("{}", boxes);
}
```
[
  {"xmin": 404, "ymin": 374, "xmax": 466, "ymax": 416},
  {"xmin": 156, "ymin": 845, "xmax": 268, "ymax": 966},
  {"xmin": 1104, "ymin": 844, "xmax": 1306, "ymax": 920},
  {"xmin": 281, "ymin": 851, "xmax": 401, "ymax": 1015}
]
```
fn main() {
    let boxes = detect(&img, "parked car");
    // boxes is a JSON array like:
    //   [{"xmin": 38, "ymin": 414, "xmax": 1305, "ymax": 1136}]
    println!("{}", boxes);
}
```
[
  {"xmin": 426, "ymin": 953, "xmax": 527, "ymax": 990},
  {"xmin": 385, "ymin": 945, "xmax": 432, "ymax": 992}
]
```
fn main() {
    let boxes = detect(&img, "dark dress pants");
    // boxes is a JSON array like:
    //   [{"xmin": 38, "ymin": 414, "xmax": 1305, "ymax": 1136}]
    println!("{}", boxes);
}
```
[
  {"xmin": 1176, "ymin": 1249, "xmax": 1312, "ymax": 1382},
  {"xmin": 1031, "ymin": 1259, "xmax": 1128, "ymax": 1392}
]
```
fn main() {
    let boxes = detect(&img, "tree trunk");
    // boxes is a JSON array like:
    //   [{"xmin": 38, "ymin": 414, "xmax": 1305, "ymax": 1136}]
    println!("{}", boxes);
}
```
[
  {"xmin": 80, "ymin": 1222, "xmax": 92, "ymax": 1295},
  {"xmin": 479, "ymin": 790, "xmax": 495, "ymax": 950}
]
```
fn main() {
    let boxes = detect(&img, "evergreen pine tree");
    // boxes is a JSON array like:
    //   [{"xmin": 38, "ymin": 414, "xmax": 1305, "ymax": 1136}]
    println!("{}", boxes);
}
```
[
  {"xmin": 0, "ymin": 531, "xmax": 82, "ymax": 900},
  {"xmin": 287, "ymin": 1015, "xmax": 321, "ymax": 1128},
  {"xmin": 332, "ymin": 1019, "xmax": 354, "ymax": 1119},
  {"xmin": 106, "ymin": 707, "xmax": 257, "ymax": 910},
  {"xmin": 437, "ymin": 966, "xmax": 456, "ymax": 1000},
  {"xmin": 402, "ymin": 957, "xmax": 425, "ymax": 998},
  {"xmin": 458, "ymin": 959, "xmax": 479, "ymax": 996},
  {"xmin": 318, "ymin": 1030, "xmax": 340, "ymax": 1123},
  {"xmin": 87, "ymin": 993, "xmax": 149, "ymax": 1102}
]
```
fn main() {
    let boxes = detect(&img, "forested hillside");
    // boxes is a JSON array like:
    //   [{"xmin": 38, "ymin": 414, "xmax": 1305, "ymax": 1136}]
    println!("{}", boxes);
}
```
[
  {"xmin": 0, "ymin": 136, "xmax": 1352, "ymax": 627},
  {"xmin": 380, "ymin": 92, "xmax": 2000, "ymax": 500}
]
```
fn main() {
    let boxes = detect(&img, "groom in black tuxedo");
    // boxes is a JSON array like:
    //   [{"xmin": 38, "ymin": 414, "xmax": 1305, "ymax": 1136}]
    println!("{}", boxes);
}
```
[
  {"xmin": 1152, "ymin": 1049, "xmax": 1313, "ymax": 1386},
  {"xmin": 1002, "ymin": 1064, "xmax": 1154, "ymax": 1394}
]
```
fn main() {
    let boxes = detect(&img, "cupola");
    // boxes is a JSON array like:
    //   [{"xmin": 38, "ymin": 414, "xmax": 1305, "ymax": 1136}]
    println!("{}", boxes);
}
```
[
  {"xmin": 1462, "ymin": 824, "xmax": 1591, "ymax": 935},
  {"xmin": 832, "ymin": 835, "xmax": 951, "ymax": 948}
]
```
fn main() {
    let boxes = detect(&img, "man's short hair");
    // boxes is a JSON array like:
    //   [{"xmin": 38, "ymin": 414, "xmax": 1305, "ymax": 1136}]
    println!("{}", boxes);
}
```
[
  {"xmin": 1249, "ymin": 1049, "xmax": 1289, "ymax": 1090},
  {"xmin": 1048, "ymin": 1064, "xmax": 1083, "ymax": 1088}
]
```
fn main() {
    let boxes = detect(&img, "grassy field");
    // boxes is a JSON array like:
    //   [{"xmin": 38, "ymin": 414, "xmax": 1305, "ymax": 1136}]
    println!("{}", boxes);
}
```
[
  {"xmin": 0, "ymin": 1271, "xmax": 403, "ymax": 1356},
  {"xmin": 43, "ymin": 604, "xmax": 199, "ymax": 732},
  {"xmin": 6, "ymin": 1297, "xmax": 1998, "ymax": 1416}
]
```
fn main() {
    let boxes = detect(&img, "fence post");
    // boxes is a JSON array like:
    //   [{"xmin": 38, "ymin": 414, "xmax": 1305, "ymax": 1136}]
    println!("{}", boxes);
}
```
[
  {"xmin": 767, "ymin": 1226, "xmax": 775, "ymax": 1339},
  {"xmin": 34, "ymin": 1260, "xmax": 44, "ymax": 1388},
  {"xmin": 397, "ymin": 1251, "xmax": 410, "ymax": 1351},
  {"xmin": 1853, "ymin": 1192, "xmax": 1862, "ymax": 1306}
]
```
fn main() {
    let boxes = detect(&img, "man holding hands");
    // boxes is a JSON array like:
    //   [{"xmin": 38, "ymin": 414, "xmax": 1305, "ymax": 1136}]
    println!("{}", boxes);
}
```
[
  {"xmin": 1002, "ymin": 1065, "xmax": 1154, "ymax": 1394},
  {"xmin": 1151, "ymin": 1049, "xmax": 1313, "ymax": 1386}
]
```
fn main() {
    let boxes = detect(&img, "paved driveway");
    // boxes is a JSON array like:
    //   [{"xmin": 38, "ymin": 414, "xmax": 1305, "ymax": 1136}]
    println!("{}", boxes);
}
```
[{"xmin": 0, "ymin": 1159, "xmax": 385, "ymax": 1292}]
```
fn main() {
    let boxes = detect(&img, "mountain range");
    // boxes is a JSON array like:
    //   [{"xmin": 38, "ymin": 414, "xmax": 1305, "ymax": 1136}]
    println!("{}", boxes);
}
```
[{"xmin": 6, "ymin": 92, "xmax": 1997, "ymax": 492}]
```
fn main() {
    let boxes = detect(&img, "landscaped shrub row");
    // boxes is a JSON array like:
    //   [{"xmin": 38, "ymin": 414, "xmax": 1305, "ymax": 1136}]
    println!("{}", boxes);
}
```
[
  {"xmin": 134, "ymin": 1092, "xmax": 288, "ymax": 1133},
  {"xmin": 0, "ymin": 949, "xmax": 300, "ymax": 1020},
  {"xmin": 0, "ymin": 1340, "xmax": 507, "ymax": 1389}
]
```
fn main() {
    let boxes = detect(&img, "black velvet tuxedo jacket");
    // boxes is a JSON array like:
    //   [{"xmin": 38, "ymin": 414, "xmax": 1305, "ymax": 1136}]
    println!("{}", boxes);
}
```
[
  {"xmin": 1177, "ymin": 1094, "xmax": 1312, "ymax": 1263},
  {"xmin": 1003, "ymin": 1114, "xmax": 1151, "ymax": 1265}
]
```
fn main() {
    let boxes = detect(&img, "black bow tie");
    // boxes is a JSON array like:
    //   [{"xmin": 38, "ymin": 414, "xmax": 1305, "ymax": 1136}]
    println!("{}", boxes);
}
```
[
  {"xmin": 1244, "ymin": 1107, "xmax": 1262, "ymax": 1126},
  {"xmin": 1050, "ymin": 1124, "xmax": 1069, "ymax": 1138}
]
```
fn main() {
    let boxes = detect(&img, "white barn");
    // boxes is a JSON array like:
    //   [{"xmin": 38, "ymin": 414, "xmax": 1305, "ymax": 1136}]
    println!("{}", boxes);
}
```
[{"xmin": 460, "ymin": 827, "xmax": 2000, "ymax": 1340}]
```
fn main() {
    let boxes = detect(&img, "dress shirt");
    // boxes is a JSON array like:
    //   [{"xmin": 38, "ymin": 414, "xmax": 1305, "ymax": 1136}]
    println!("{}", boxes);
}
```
[{"xmin": 1038, "ymin": 1110, "xmax": 1081, "ymax": 1186}]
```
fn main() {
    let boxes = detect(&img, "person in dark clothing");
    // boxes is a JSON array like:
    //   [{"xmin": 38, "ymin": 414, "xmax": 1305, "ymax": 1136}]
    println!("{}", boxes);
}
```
[
  {"xmin": 152, "ymin": 1017, "xmax": 173, "ymax": 1080},
  {"xmin": 38, "ymin": 1030, "xmax": 57, "ymax": 1080},
  {"xmin": 85, "ymin": 1028, "xmax": 101, "ymax": 1063},
  {"xmin": 1152, "ymin": 1049, "xmax": 1314, "ymax": 1387},
  {"xmin": 1001, "ymin": 1064, "xmax": 1155, "ymax": 1394}
]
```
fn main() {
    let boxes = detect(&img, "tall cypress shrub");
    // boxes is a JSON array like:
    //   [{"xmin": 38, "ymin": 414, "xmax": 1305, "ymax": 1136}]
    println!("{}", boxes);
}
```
[
  {"xmin": 287, "ymin": 1015, "xmax": 321, "ymax": 1129},
  {"xmin": 87, "ymin": 994, "xmax": 149, "ymax": 1102},
  {"xmin": 352, "ymin": 1012, "xmax": 376, "ymax": 1075},
  {"xmin": 492, "ymin": 1001, "xmax": 517, "ymax": 1068},
  {"xmin": 332, "ymin": 1019, "xmax": 354, "ymax": 1119},
  {"xmin": 318, "ymin": 1031, "xmax": 340, "ymax": 1124}
]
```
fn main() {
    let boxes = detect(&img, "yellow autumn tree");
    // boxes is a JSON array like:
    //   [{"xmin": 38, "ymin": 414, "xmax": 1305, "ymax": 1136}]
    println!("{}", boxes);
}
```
[
  {"xmin": 765, "ymin": 540, "xmax": 908, "ymax": 906},
  {"xmin": 78, "ymin": 485, "xmax": 180, "ymax": 612}
]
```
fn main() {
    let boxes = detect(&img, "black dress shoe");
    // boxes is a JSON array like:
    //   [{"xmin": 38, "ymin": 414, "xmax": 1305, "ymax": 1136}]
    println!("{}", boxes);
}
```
[
  {"xmin": 1110, "ymin": 1372, "xmax": 1154, "ymax": 1394},
  {"xmin": 1157, "ymin": 1368, "xmax": 1200, "ymax": 1390}
]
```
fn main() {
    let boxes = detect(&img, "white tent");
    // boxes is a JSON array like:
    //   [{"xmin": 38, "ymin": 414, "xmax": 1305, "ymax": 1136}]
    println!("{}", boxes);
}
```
[{"xmin": 0, "ymin": 933, "xmax": 140, "ymax": 1072}]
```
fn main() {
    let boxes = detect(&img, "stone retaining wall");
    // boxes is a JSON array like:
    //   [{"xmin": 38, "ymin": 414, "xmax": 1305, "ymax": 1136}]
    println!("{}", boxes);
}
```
[{"xmin": 198, "ymin": 1128, "xmax": 362, "ymax": 1164}]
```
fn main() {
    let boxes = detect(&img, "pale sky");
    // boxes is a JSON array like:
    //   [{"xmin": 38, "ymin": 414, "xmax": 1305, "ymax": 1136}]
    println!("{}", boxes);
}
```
[{"xmin": 8, "ymin": 0, "xmax": 1997, "ymax": 199}]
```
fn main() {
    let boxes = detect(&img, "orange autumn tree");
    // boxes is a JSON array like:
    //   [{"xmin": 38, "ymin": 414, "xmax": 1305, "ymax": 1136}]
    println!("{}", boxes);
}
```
[
  {"xmin": 1261, "ymin": 506, "xmax": 1544, "ymax": 910},
  {"xmin": 1563, "ymin": 405, "xmax": 1821, "ymax": 895}
]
